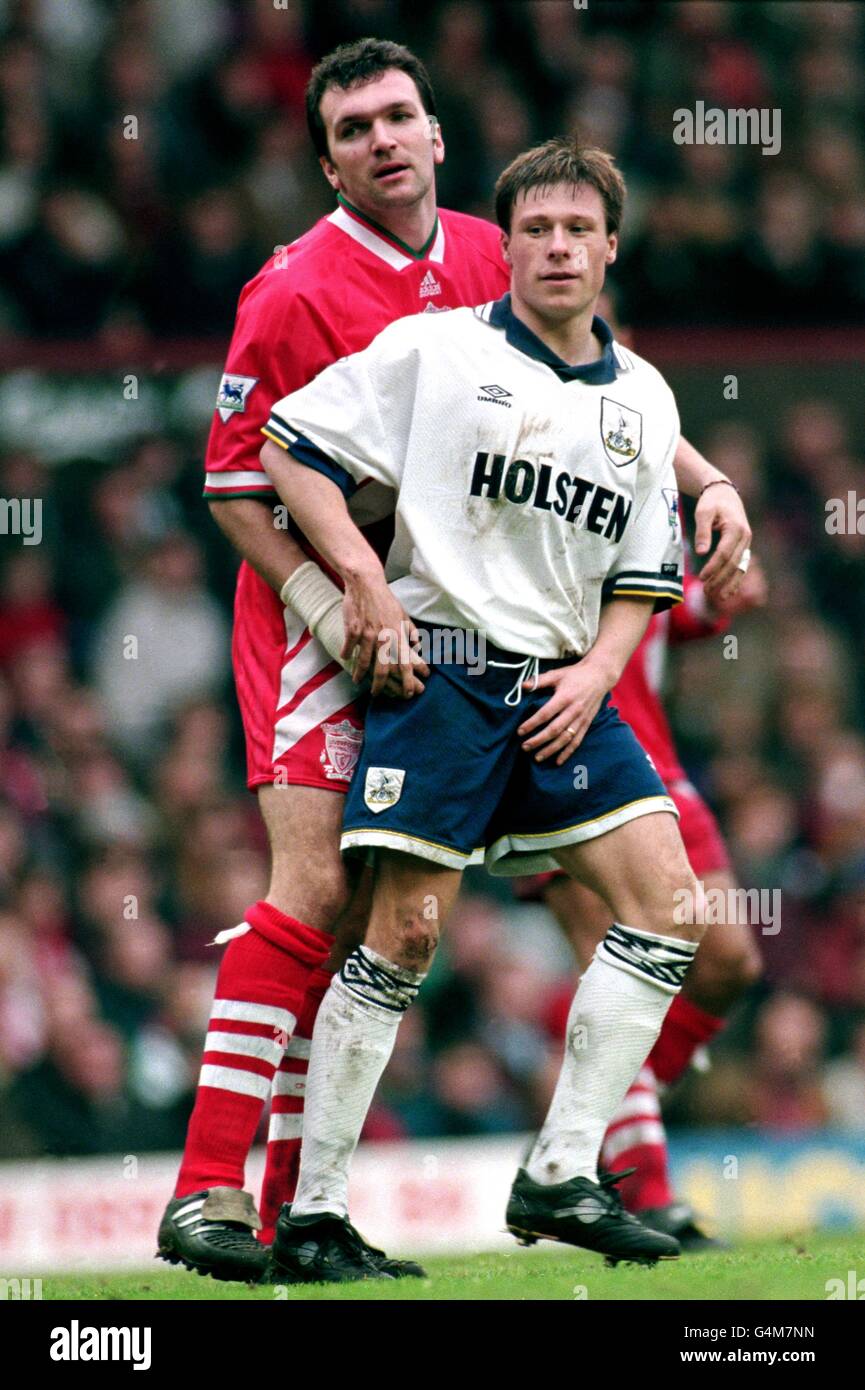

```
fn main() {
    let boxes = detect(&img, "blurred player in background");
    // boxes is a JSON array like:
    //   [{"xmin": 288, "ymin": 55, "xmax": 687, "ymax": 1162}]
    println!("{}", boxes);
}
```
[{"xmin": 159, "ymin": 38, "xmax": 752, "ymax": 1284}]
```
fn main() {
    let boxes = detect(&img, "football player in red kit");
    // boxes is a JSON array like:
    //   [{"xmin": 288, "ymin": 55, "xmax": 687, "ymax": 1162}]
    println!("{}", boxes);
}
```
[{"xmin": 158, "ymin": 39, "xmax": 509, "ymax": 1284}]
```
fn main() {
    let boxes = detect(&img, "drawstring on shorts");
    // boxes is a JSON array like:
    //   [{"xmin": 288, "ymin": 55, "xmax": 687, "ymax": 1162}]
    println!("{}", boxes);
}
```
[{"xmin": 487, "ymin": 653, "xmax": 541, "ymax": 706}]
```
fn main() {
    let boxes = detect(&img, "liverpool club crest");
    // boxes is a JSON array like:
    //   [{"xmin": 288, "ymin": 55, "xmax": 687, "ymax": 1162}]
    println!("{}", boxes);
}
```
[{"xmin": 319, "ymin": 719, "xmax": 363, "ymax": 781}]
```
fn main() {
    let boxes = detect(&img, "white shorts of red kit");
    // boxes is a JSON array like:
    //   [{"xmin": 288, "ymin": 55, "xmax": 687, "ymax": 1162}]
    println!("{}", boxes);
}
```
[{"xmin": 233, "ymin": 563, "xmax": 364, "ymax": 792}]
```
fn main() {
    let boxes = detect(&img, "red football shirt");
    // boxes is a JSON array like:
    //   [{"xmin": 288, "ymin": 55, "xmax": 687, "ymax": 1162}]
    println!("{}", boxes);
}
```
[
  {"xmin": 204, "ymin": 196, "xmax": 510, "ymax": 505},
  {"xmin": 612, "ymin": 570, "xmax": 729, "ymax": 785}
]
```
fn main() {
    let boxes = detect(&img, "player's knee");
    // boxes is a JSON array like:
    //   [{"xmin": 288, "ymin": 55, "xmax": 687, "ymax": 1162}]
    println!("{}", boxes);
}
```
[
  {"xmin": 727, "ymin": 933, "xmax": 762, "ymax": 992},
  {"xmin": 309, "ymin": 871, "xmax": 352, "ymax": 927},
  {"xmin": 645, "ymin": 863, "xmax": 704, "ymax": 944},
  {"xmin": 268, "ymin": 857, "xmax": 350, "ymax": 930},
  {"xmin": 696, "ymin": 932, "xmax": 762, "ymax": 1008},
  {"xmin": 390, "ymin": 914, "xmax": 440, "ymax": 971}
]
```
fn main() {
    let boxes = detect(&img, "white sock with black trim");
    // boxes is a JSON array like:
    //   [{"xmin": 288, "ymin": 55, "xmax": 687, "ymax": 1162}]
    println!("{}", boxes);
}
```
[
  {"xmin": 291, "ymin": 945, "xmax": 425, "ymax": 1220},
  {"xmin": 526, "ymin": 922, "xmax": 698, "ymax": 1187}
]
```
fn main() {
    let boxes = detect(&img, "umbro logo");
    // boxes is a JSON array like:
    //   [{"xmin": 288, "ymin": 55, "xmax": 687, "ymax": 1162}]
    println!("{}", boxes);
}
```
[
  {"xmin": 477, "ymin": 383, "xmax": 512, "ymax": 408},
  {"xmin": 419, "ymin": 269, "xmax": 441, "ymax": 299}
]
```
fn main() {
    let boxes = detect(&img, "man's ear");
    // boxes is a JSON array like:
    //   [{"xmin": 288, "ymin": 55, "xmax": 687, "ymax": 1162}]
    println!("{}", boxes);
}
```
[
  {"xmin": 606, "ymin": 232, "xmax": 618, "ymax": 267},
  {"xmin": 428, "ymin": 115, "xmax": 445, "ymax": 166},
  {"xmin": 500, "ymin": 230, "xmax": 511, "ymax": 265},
  {"xmin": 319, "ymin": 154, "xmax": 341, "ymax": 192}
]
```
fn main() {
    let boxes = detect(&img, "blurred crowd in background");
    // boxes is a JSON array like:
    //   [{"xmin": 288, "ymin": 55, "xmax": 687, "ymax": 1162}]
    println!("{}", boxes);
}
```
[
  {"xmin": 0, "ymin": 0, "xmax": 864, "ymax": 336},
  {"xmin": 1, "ymin": 0, "xmax": 865, "ymax": 1160}
]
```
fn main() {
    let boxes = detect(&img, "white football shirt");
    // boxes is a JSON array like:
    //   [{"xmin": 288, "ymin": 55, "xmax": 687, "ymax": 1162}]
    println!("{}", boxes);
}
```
[{"xmin": 264, "ymin": 295, "xmax": 683, "ymax": 658}]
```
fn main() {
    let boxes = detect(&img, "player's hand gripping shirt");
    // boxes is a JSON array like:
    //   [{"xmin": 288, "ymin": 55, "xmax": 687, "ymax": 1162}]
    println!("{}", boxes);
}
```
[{"xmin": 265, "ymin": 294, "xmax": 684, "ymax": 658}]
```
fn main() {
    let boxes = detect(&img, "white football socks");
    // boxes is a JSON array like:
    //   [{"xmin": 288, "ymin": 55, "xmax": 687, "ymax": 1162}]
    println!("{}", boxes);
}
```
[
  {"xmin": 292, "ymin": 945, "xmax": 425, "ymax": 1219},
  {"xmin": 526, "ymin": 923, "xmax": 698, "ymax": 1187}
]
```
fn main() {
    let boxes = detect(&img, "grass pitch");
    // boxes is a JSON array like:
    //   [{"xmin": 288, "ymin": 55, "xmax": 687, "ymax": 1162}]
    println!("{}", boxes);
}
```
[{"xmin": 39, "ymin": 1233, "xmax": 863, "ymax": 1301}]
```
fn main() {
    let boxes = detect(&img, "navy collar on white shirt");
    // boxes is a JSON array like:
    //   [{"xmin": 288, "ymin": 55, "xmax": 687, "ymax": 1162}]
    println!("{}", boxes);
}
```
[{"xmin": 488, "ymin": 293, "xmax": 618, "ymax": 384}]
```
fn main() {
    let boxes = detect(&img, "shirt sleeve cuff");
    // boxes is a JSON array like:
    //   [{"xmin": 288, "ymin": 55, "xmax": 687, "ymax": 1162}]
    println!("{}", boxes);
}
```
[
  {"xmin": 602, "ymin": 569, "xmax": 684, "ymax": 612},
  {"xmin": 262, "ymin": 416, "xmax": 358, "ymax": 499}
]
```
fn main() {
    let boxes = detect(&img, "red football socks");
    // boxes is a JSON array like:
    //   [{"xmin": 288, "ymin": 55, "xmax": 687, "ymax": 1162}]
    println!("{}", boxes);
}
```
[
  {"xmin": 601, "ymin": 996, "xmax": 725, "ymax": 1211},
  {"xmin": 648, "ymin": 992, "xmax": 725, "ymax": 1086},
  {"xmin": 600, "ymin": 1064, "xmax": 673, "ymax": 1211},
  {"xmin": 257, "ymin": 965, "xmax": 333, "ymax": 1243},
  {"xmin": 174, "ymin": 902, "xmax": 332, "ymax": 1200}
]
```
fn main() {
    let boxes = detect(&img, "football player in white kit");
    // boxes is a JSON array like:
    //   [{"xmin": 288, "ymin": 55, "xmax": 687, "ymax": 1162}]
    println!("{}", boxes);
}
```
[{"xmin": 260, "ymin": 139, "xmax": 714, "ymax": 1274}]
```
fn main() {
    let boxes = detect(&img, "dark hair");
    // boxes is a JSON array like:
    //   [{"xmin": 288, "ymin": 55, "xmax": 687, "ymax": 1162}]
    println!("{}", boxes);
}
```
[
  {"xmin": 494, "ymin": 138, "xmax": 626, "ymax": 236},
  {"xmin": 305, "ymin": 37, "xmax": 438, "ymax": 161}
]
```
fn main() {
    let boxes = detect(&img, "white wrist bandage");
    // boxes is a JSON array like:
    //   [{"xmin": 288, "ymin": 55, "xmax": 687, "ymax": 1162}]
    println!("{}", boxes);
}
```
[{"xmin": 280, "ymin": 562, "xmax": 351, "ymax": 670}]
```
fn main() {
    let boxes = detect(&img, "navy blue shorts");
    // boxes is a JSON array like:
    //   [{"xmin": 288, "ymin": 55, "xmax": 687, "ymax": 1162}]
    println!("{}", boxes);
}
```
[{"xmin": 341, "ymin": 628, "xmax": 677, "ymax": 876}]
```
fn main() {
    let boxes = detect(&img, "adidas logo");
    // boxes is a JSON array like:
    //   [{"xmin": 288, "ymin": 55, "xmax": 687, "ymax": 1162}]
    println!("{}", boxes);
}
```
[{"xmin": 419, "ymin": 269, "xmax": 441, "ymax": 299}]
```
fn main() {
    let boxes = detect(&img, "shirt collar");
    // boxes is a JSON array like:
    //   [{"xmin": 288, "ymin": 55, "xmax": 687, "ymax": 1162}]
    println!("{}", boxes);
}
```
[
  {"xmin": 335, "ymin": 193, "xmax": 441, "ymax": 262},
  {"xmin": 488, "ymin": 293, "xmax": 618, "ymax": 384}
]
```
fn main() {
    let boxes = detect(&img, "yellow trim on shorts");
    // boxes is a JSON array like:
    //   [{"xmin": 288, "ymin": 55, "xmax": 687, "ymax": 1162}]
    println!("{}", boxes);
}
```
[
  {"xmin": 505, "ymin": 794, "xmax": 678, "ymax": 845},
  {"xmin": 341, "ymin": 827, "xmax": 485, "ymax": 866},
  {"xmin": 485, "ymin": 795, "xmax": 679, "ymax": 877}
]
